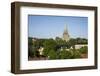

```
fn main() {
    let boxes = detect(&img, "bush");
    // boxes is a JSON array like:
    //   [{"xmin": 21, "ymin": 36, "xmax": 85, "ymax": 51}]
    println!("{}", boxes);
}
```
[
  {"xmin": 28, "ymin": 46, "xmax": 39, "ymax": 57},
  {"xmin": 71, "ymin": 49, "xmax": 81, "ymax": 58},
  {"xmin": 79, "ymin": 46, "xmax": 88, "ymax": 54},
  {"xmin": 43, "ymin": 48, "xmax": 49, "ymax": 57},
  {"xmin": 59, "ymin": 49, "xmax": 72, "ymax": 59},
  {"xmin": 28, "ymin": 47, "xmax": 34, "ymax": 57},
  {"xmin": 48, "ymin": 50, "xmax": 58, "ymax": 59}
]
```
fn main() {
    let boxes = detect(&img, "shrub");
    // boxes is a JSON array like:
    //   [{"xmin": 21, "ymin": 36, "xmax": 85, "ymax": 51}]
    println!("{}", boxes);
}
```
[
  {"xmin": 28, "ymin": 46, "xmax": 39, "ymax": 57},
  {"xmin": 59, "ymin": 49, "xmax": 72, "ymax": 59},
  {"xmin": 48, "ymin": 50, "xmax": 57, "ymax": 59},
  {"xmin": 79, "ymin": 46, "xmax": 88, "ymax": 54},
  {"xmin": 72, "ymin": 49, "xmax": 81, "ymax": 58}
]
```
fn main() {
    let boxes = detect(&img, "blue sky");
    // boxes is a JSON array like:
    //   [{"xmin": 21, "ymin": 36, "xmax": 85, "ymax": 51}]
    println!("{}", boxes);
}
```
[{"xmin": 28, "ymin": 15, "xmax": 88, "ymax": 39}]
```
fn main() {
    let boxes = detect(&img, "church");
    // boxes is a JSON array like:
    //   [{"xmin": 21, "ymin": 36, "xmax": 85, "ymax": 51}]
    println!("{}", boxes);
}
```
[{"xmin": 62, "ymin": 25, "xmax": 70, "ymax": 42}]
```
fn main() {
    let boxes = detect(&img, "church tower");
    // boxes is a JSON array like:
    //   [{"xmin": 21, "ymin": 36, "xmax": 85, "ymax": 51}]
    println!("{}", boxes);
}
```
[{"xmin": 63, "ymin": 24, "xmax": 70, "ymax": 42}]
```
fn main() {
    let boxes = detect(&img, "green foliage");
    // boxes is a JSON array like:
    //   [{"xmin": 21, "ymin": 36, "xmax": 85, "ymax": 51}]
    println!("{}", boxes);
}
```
[
  {"xmin": 59, "ymin": 49, "xmax": 81, "ymax": 59},
  {"xmin": 79, "ymin": 46, "xmax": 88, "ymax": 54},
  {"xmin": 71, "ymin": 49, "xmax": 81, "ymax": 58},
  {"xmin": 28, "ymin": 37, "xmax": 33, "ymax": 45},
  {"xmin": 28, "ymin": 46, "xmax": 34, "ymax": 57},
  {"xmin": 28, "ymin": 46, "xmax": 39, "ymax": 57},
  {"xmin": 28, "ymin": 37, "xmax": 88, "ymax": 59},
  {"xmin": 33, "ymin": 40, "xmax": 40, "ymax": 49},
  {"xmin": 43, "ymin": 39, "xmax": 57, "ymax": 56},
  {"xmin": 43, "ymin": 48, "xmax": 50, "ymax": 57},
  {"xmin": 28, "ymin": 37, "xmax": 40, "ymax": 57},
  {"xmin": 68, "ymin": 39, "xmax": 76, "ymax": 49},
  {"xmin": 59, "ymin": 49, "xmax": 72, "ymax": 59},
  {"xmin": 43, "ymin": 39, "xmax": 57, "ymax": 49},
  {"xmin": 56, "ymin": 37, "xmax": 71, "ymax": 49},
  {"xmin": 28, "ymin": 37, "xmax": 34, "ymax": 57},
  {"xmin": 48, "ymin": 50, "xmax": 58, "ymax": 59},
  {"xmin": 76, "ymin": 38, "xmax": 88, "ymax": 44}
]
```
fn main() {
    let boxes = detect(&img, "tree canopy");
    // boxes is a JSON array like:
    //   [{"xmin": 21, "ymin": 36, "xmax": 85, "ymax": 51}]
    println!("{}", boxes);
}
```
[{"xmin": 28, "ymin": 37, "xmax": 88, "ymax": 60}]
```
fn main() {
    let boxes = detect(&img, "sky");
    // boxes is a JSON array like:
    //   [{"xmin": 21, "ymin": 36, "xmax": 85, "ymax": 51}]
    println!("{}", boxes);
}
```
[{"xmin": 28, "ymin": 15, "xmax": 88, "ymax": 39}]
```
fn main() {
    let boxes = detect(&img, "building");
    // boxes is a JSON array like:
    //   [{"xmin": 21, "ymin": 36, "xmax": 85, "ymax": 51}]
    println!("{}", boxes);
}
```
[
  {"xmin": 62, "ymin": 25, "xmax": 70, "ymax": 42},
  {"xmin": 75, "ymin": 44, "xmax": 87, "ymax": 49},
  {"xmin": 38, "ymin": 47, "xmax": 44, "ymax": 55}
]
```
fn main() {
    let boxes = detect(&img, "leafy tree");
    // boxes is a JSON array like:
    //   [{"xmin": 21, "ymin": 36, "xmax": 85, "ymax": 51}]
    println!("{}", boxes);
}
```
[
  {"xmin": 66, "ymin": 41, "xmax": 71, "ymax": 49},
  {"xmin": 55, "ymin": 37, "xmax": 62, "ymax": 41},
  {"xmin": 56, "ymin": 37, "xmax": 68, "ymax": 49},
  {"xmin": 72, "ymin": 49, "xmax": 81, "ymax": 58},
  {"xmin": 79, "ymin": 46, "xmax": 88, "ymax": 54},
  {"xmin": 76, "ymin": 38, "xmax": 88, "ymax": 44},
  {"xmin": 48, "ymin": 50, "xmax": 58, "ymax": 59},
  {"xmin": 68, "ymin": 38, "xmax": 76, "ymax": 49},
  {"xmin": 28, "ymin": 46, "xmax": 39, "ymax": 57},
  {"xmin": 43, "ymin": 48, "xmax": 50, "ymax": 57},
  {"xmin": 59, "ymin": 49, "xmax": 72, "ymax": 59},
  {"xmin": 43, "ymin": 39, "xmax": 57, "ymax": 49},
  {"xmin": 28, "ymin": 37, "xmax": 88, "ymax": 59},
  {"xmin": 28, "ymin": 37, "xmax": 40, "ymax": 57},
  {"xmin": 43, "ymin": 39, "xmax": 57, "ymax": 56},
  {"xmin": 28, "ymin": 46, "xmax": 34, "ymax": 57},
  {"xmin": 28, "ymin": 37, "xmax": 33, "ymax": 45},
  {"xmin": 33, "ymin": 40, "xmax": 40, "ymax": 49},
  {"xmin": 28, "ymin": 37, "xmax": 33, "ymax": 57}
]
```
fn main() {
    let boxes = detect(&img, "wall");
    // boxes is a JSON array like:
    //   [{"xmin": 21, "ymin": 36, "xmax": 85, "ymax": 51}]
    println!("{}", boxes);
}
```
[{"xmin": 0, "ymin": 0, "xmax": 100, "ymax": 76}]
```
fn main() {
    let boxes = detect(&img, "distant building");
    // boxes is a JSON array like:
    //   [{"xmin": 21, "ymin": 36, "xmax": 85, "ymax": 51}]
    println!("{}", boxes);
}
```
[
  {"xmin": 32, "ymin": 38, "xmax": 37, "ymax": 42},
  {"xmin": 75, "ymin": 44, "xmax": 87, "ymax": 49},
  {"xmin": 62, "ymin": 24, "xmax": 70, "ymax": 42},
  {"xmin": 38, "ymin": 47, "xmax": 44, "ymax": 55}
]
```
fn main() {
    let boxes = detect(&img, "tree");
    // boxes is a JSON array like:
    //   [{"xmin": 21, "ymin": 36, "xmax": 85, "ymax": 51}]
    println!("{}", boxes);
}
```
[
  {"xmin": 28, "ymin": 37, "xmax": 33, "ymax": 57},
  {"xmin": 68, "ymin": 38, "xmax": 76, "ymax": 49},
  {"xmin": 72, "ymin": 49, "xmax": 81, "ymax": 58},
  {"xmin": 28, "ymin": 37, "xmax": 40, "ymax": 58},
  {"xmin": 43, "ymin": 39, "xmax": 57, "ymax": 56},
  {"xmin": 28, "ymin": 46, "xmax": 40, "ymax": 58},
  {"xmin": 28, "ymin": 37, "xmax": 33, "ymax": 46},
  {"xmin": 76, "ymin": 38, "xmax": 88, "ymax": 44},
  {"xmin": 66, "ymin": 41, "xmax": 71, "ymax": 49},
  {"xmin": 28, "ymin": 46, "xmax": 34, "ymax": 57},
  {"xmin": 33, "ymin": 40, "xmax": 40, "ymax": 49},
  {"xmin": 79, "ymin": 46, "xmax": 88, "ymax": 54},
  {"xmin": 56, "ymin": 37, "xmax": 68, "ymax": 49},
  {"xmin": 43, "ymin": 48, "xmax": 50, "ymax": 57},
  {"xmin": 59, "ymin": 49, "xmax": 72, "ymax": 59},
  {"xmin": 28, "ymin": 37, "xmax": 88, "ymax": 59},
  {"xmin": 55, "ymin": 37, "xmax": 62, "ymax": 41},
  {"xmin": 48, "ymin": 50, "xmax": 58, "ymax": 59}
]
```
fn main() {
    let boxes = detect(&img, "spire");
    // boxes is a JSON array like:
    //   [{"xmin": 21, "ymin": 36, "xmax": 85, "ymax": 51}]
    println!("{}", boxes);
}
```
[
  {"xmin": 63, "ymin": 24, "xmax": 70, "ymax": 42},
  {"xmin": 64, "ymin": 24, "xmax": 68, "ymax": 33}
]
